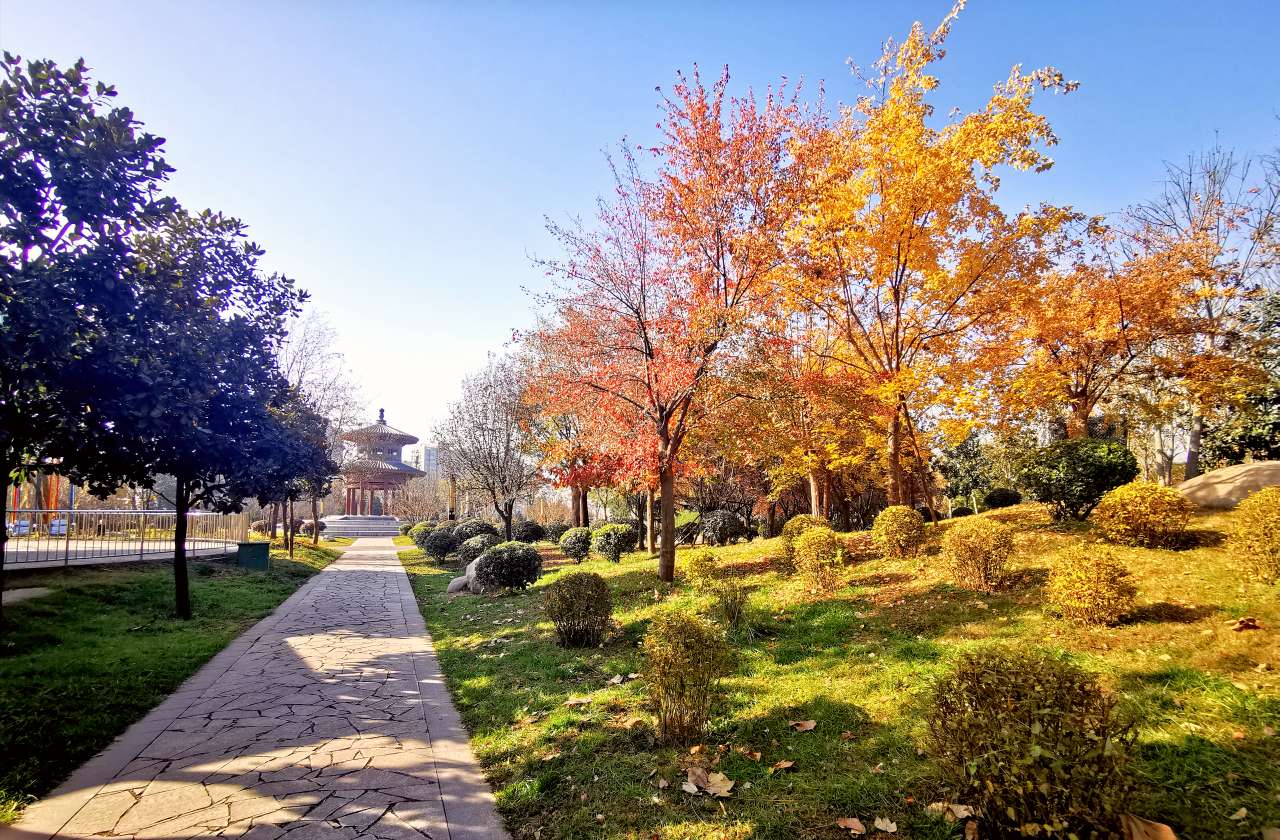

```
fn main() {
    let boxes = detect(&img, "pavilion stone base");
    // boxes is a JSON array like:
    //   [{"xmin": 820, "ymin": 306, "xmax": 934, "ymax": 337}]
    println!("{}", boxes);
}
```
[{"xmin": 321, "ymin": 514, "xmax": 402, "ymax": 538}]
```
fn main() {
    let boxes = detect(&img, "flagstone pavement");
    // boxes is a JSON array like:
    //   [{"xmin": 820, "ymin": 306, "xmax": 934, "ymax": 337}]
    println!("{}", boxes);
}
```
[{"xmin": 1, "ymin": 537, "xmax": 507, "ymax": 840}]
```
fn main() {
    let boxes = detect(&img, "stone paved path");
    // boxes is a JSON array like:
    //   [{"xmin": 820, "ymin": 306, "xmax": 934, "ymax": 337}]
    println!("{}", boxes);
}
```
[{"xmin": 2, "ymin": 537, "xmax": 507, "ymax": 840}]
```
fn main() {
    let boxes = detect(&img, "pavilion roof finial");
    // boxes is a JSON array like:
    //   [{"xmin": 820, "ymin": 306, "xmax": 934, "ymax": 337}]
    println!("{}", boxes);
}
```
[{"xmin": 378, "ymin": 407, "xmax": 385, "ymax": 423}]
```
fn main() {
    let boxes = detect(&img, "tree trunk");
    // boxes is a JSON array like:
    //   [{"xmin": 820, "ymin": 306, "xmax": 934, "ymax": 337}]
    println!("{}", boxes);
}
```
[
  {"xmin": 1185, "ymin": 415, "xmax": 1204, "ymax": 480},
  {"xmin": 646, "ymin": 488, "xmax": 656, "ymax": 556},
  {"xmin": 0, "ymin": 473, "xmax": 9, "ymax": 628},
  {"xmin": 580, "ymin": 487, "xmax": 590, "ymax": 527},
  {"xmin": 311, "ymin": 495, "xmax": 320, "ymax": 547},
  {"xmin": 173, "ymin": 475, "xmax": 192, "ymax": 620},
  {"xmin": 658, "ymin": 466, "xmax": 676, "ymax": 582},
  {"xmin": 808, "ymin": 467, "xmax": 821, "ymax": 516},
  {"xmin": 288, "ymin": 499, "xmax": 296, "ymax": 560},
  {"xmin": 888, "ymin": 410, "xmax": 905, "ymax": 505},
  {"xmin": 495, "ymin": 499, "xmax": 513, "ymax": 539},
  {"xmin": 766, "ymin": 501, "xmax": 776, "ymax": 539},
  {"xmin": 269, "ymin": 502, "xmax": 278, "ymax": 540},
  {"xmin": 1066, "ymin": 399, "xmax": 1090, "ymax": 439}
]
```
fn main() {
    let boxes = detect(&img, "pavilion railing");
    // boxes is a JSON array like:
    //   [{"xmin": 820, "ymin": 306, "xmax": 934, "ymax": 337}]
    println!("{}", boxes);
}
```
[{"xmin": 2, "ymin": 509, "xmax": 250, "ymax": 567}]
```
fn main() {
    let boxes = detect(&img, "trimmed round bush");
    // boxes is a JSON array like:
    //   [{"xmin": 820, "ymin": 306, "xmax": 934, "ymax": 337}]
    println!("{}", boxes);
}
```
[
  {"xmin": 710, "ymin": 580, "xmax": 749, "ymax": 632},
  {"xmin": 250, "ymin": 519, "xmax": 269, "ymax": 535},
  {"xmin": 473, "ymin": 541, "xmax": 542, "ymax": 591},
  {"xmin": 511, "ymin": 520, "xmax": 546, "ymax": 543},
  {"xmin": 592, "ymin": 523, "xmax": 638, "ymax": 563},
  {"xmin": 941, "ymin": 517, "xmax": 1014, "ymax": 592},
  {"xmin": 421, "ymin": 526, "xmax": 459, "ymax": 560},
  {"xmin": 409, "ymin": 521, "xmax": 434, "ymax": 551},
  {"xmin": 398, "ymin": 522, "xmax": 413, "ymax": 536},
  {"xmin": 700, "ymin": 510, "xmax": 746, "ymax": 546},
  {"xmin": 928, "ymin": 649, "xmax": 1134, "ymax": 838},
  {"xmin": 543, "ymin": 571, "xmax": 612, "ymax": 647},
  {"xmin": 544, "ymin": 522, "xmax": 571, "ymax": 543},
  {"xmin": 950, "ymin": 506, "xmax": 974, "ymax": 518},
  {"xmin": 870, "ymin": 505, "xmax": 925, "ymax": 559},
  {"xmin": 299, "ymin": 520, "xmax": 325, "ymax": 536},
  {"xmin": 1091, "ymin": 481, "xmax": 1192, "ymax": 548},
  {"xmin": 1233, "ymin": 486, "xmax": 1280, "ymax": 583},
  {"xmin": 1047, "ymin": 544, "xmax": 1137, "ymax": 625},
  {"xmin": 1018, "ymin": 437, "xmax": 1139, "ymax": 521},
  {"xmin": 558, "ymin": 526, "xmax": 592, "ymax": 562},
  {"xmin": 642, "ymin": 610, "xmax": 730, "ymax": 744},
  {"xmin": 984, "ymin": 487, "xmax": 1022, "ymax": 509},
  {"xmin": 457, "ymin": 532, "xmax": 502, "ymax": 563},
  {"xmin": 793, "ymin": 526, "xmax": 844, "ymax": 590},
  {"xmin": 685, "ymin": 549, "xmax": 717, "ymax": 590},
  {"xmin": 453, "ymin": 519, "xmax": 499, "ymax": 542},
  {"xmin": 781, "ymin": 514, "xmax": 827, "ymax": 562}
]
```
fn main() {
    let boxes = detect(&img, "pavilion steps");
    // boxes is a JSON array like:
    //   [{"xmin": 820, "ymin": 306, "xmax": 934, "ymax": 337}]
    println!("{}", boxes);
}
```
[{"xmin": 320, "ymin": 515, "xmax": 402, "ymax": 538}]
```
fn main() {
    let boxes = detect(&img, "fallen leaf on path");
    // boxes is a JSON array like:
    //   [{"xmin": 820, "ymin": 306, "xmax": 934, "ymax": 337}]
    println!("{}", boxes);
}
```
[
  {"xmin": 768, "ymin": 759, "xmax": 794, "ymax": 774},
  {"xmin": 869, "ymin": 762, "xmax": 884, "ymax": 774},
  {"xmin": 926, "ymin": 802, "xmax": 973, "ymax": 822},
  {"xmin": 1229, "ymin": 808, "xmax": 1248, "ymax": 821},
  {"xmin": 836, "ymin": 817, "xmax": 866, "ymax": 835},
  {"xmin": 564, "ymin": 697, "xmax": 591, "ymax": 707},
  {"xmin": 1260, "ymin": 829, "xmax": 1280, "ymax": 840},
  {"xmin": 736, "ymin": 747, "xmax": 761, "ymax": 762},
  {"xmin": 874, "ymin": 816, "xmax": 898, "ymax": 833},
  {"xmin": 789, "ymin": 719, "xmax": 817, "ymax": 732},
  {"xmin": 657, "ymin": 777, "xmax": 669, "ymax": 789},
  {"xmin": 1229, "ymin": 617, "xmax": 1262, "ymax": 632},
  {"xmin": 840, "ymin": 730, "xmax": 855, "ymax": 741},
  {"xmin": 607, "ymin": 674, "xmax": 624, "ymax": 685}
]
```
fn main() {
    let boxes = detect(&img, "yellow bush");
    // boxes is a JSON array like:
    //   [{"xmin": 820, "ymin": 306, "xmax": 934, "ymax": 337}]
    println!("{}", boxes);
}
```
[
  {"xmin": 685, "ymin": 549, "xmax": 717, "ymax": 590},
  {"xmin": 1047, "ymin": 544, "xmax": 1137, "ymax": 625},
  {"xmin": 1090, "ymin": 481, "xmax": 1192, "ymax": 548},
  {"xmin": 1232, "ymin": 486, "xmax": 1280, "ymax": 583},
  {"xmin": 781, "ymin": 514, "xmax": 827, "ymax": 563},
  {"xmin": 642, "ymin": 610, "xmax": 730, "ymax": 744},
  {"xmin": 871, "ymin": 505, "xmax": 925, "ymax": 559},
  {"xmin": 941, "ymin": 517, "xmax": 1013, "ymax": 591},
  {"xmin": 792, "ymin": 526, "xmax": 844, "ymax": 590}
]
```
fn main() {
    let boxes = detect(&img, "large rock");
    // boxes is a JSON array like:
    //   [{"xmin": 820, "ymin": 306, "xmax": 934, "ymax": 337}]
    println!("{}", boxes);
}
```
[
  {"xmin": 446, "ymin": 558, "xmax": 488, "ymax": 595},
  {"xmin": 1179, "ymin": 461, "xmax": 1280, "ymax": 509}
]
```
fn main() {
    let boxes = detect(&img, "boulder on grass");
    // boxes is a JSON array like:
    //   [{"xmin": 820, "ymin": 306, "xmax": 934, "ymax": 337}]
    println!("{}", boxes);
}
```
[
  {"xmin": 446, "ymin": 558, "xmax": 488, "ymax": 595},
  {"xmin": 1179, "ymin": 461, "xmax": 1280, "ymax": 509}
]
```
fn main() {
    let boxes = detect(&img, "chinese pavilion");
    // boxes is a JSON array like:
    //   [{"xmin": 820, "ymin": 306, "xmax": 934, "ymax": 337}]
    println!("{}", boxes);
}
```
[{"xmin": 339, "ymin": 409, "xmax": 425, "ymax": 515}]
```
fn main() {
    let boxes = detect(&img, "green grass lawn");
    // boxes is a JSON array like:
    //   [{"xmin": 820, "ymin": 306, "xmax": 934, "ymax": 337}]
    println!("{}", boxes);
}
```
[
  {"xmin": 0, "ymin": 540, "xmax": 344, "ymax": 823},
  {"xmin": 399, "ymin": 505, "xmax": 1279, "ymax": 840},
  {"xmin": 393, "ymin": 534, "xmax": 413, "ymax": 547}
]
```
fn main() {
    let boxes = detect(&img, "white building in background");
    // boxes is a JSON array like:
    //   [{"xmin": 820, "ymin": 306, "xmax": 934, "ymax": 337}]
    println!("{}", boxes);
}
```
[{"xmin": 410, "ymin": 445, "xmax": 440, "ymax": 483}]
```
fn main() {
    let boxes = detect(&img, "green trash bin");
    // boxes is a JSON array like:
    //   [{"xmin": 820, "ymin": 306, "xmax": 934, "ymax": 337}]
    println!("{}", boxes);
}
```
[{"xmin": 237, "ymin": 541, "xmax": 271, "ymax": 570}]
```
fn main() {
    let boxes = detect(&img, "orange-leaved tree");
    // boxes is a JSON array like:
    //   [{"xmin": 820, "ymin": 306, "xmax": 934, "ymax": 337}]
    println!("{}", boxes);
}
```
[{"xmin": 782, "ymin": 5, "xmax": 1077, "ymax": 504}]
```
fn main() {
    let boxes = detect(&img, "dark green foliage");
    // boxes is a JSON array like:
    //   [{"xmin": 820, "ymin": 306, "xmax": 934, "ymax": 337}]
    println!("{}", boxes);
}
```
[
  {"xmin": 1018, "ymin": 437, "xmax": 1139, "ymax": 521},
  {"xmin": 398, "ymin": 522, "xmax": 413, "ymax": 536},
  {"xmin": 409, "ymin": 521, "xmax": 434, "ymax": 551},
  {"xmin": 422, "ymin": 527, "xmax": 459, "ymax": 560},
  {"xmin": 700, "ymin": 510, "xmax": 747, "ymax": 546},
  {"xmin": 543, "ymin": 572, "xmax": 612, "ymax": 647},
  {"xmin": 950, "ymin": 506, "xmax": 974, "ymax": 517},
  {"xmin": 558, "ymin": 526, "xmax": 592, "ymax": 562},
  {"xmin": 457, "ymin": 533, "xmax": 502, "ymax": 563},
  {"xmin": 937, "ymin": 430, "xmax": 993, "ymax": 498},
  {"xmin": 299, "ymin": 520, "xmax": 325, "ymax": 536},
  {"xmin": 511, "ymin": 520, "xmax": 546, "ymax": 543},
  {"xmin": 544, "ymin": 522, "xmax": 571, "ymax": 543},
  {"xmin": 453, "ymin": 519, "xmax": 499, "ymax": 542},
  {"xmin": 592, "ymin": 523, "xmax": 638, "ymax": 563},
  {"xmin": 473, "ymin": 541, "xmax": 542, "ymax": 592},
  {"xmin": 928, "ymin": 649, "xmax": 1134, "ymax": 839},
  {"xmin": 983, "ymin": 487, "xmax": 1022, "ymax": 509},
  {"xmin": 250, "ymin": 519, "xmax": 269, "ymax": 534}
]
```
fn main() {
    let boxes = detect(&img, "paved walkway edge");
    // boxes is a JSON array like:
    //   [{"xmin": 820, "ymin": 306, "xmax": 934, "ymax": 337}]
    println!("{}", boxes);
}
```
[{"xmin": 0, "ymin": 561, "xmax": 335, "ymax": 840}]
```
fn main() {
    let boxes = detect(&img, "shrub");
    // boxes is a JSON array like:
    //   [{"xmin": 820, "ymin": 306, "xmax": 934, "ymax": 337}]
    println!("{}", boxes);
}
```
[
  {"xmin": 927, "ymin": 649, "xmax": 1134, "ymax": 839},
  {"xmin": 1018, "ymin": 437, "xmax": 1139, "ymax": 521},
  {"xmin": 710, "ymin": 581, "xmax": 749, "ymax": 633},
  {"xmin": 473, "ymin": 541, "xmax": 542, "ymax": 592},
  {"xmin": 685, "ymin": 549, "xmax": 717, "ymax": 590},
  {"xmin": 950, "ymin": 506, "xmax": 974, "ymax": 518},
  {"xmin": 1047, "ymin": 544, "xmax": 1137, "ymax": 625},
  {"xmin": 457, "ymin": 532, "xmax": 502, "ymax": 563},
  {"xmin": 941, "ymin": 517, "xmax": 1014, "ymax": 591},
  {"xmin": 792, "ymin": 527, "xmax": 844, "ymax": 590},
  {"xmin": 592, "ymin": 523, "xmax": 638, "ymax": 562},
  {"xmin": 870, "ymin": 506, "xmax": 925, "ymax": 559},
  {"xmin": 700, "ymin": 510, "xmax": 746, "ymax": 546},
  {"xmin": 398, "ymin": 522, "xmax": 413, "ymax": 536},
  {"xmin": 558, "ymin": 526, "xmax": 592, "ymax": 562},
  {"xmin": 409, "ymin": 521, "xmax": 434, "ymax": 551},
  {"xmin": 781, "ymin": 514, "xmax": 827, "ymax": 562},
  {"xmin": 544, "ymin": 522, "xmax": 571, "ymax": 543},
  {"xmin": 421, "ymin": 527, "xmax": 459, "ymax": 560},
  {"xmin": 299, "ymin": 520, "xmax": 326, "ymax": 536},
  {"xmin": 250, "ymin": 519, "xmax": 269, "ymax": 534},
  {"xmin": 984, "ymin": 487, "xmax": 1022, "ymax": 509},
  {"xmin": 1233, "ymin": 486, "xmax": 1280, "ymax": 583},
  {"xmin": 642, "ymin": 610, "xmax": 730, "ymax": 744},
  {"xmin": 453, "ymin": 519, "xmax": 499, "ymax": 542},
  {"xmin": 1091, "ymin": 481, "xmax": 1192, "ymax": 548},
  {"xmin": 511, "ymin": 520, "xmax": 546, "ymax": 543},
  {"xmin": 543, "ymin": 572, "xmax": 612, "ymax": 647}
]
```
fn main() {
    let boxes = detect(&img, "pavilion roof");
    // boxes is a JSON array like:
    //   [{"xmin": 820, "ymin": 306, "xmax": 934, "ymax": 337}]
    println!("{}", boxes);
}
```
[
  {"xmin": 340, "ymin": 458, "xmax": 426, "ymax": 479},
  {"xmin": 340, "ymin": 408, "xmax": 419, "ymax": 446}
]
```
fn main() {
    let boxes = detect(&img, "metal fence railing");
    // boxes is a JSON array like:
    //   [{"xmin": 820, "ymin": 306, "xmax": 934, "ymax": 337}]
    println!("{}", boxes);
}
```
[{"xmin": 2, "ymin": 509, "xmax": 250, "ymax": 568}]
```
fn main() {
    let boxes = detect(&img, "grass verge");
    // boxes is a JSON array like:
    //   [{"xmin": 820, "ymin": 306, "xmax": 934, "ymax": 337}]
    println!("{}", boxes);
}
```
[
  {"xmin": 400, "ymin": 507, "xmax": 1279, "ymax": 840},
  {"xmin": 0, "ymin": 540, "xmax": 344, "ymax": 823}
]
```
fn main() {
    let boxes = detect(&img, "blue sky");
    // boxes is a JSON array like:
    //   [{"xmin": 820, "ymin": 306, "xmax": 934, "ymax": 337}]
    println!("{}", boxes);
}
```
[{"xmin": 4, "ymin": 1, "xmax": 1279, "ymax": 439}]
